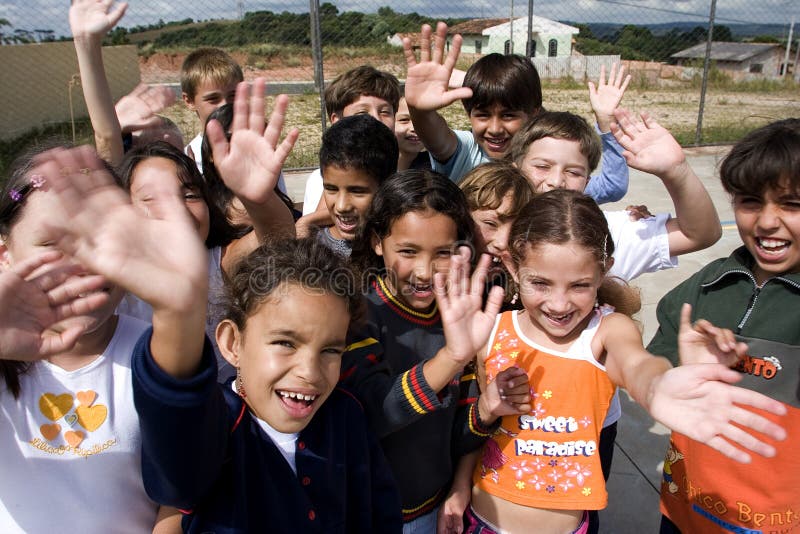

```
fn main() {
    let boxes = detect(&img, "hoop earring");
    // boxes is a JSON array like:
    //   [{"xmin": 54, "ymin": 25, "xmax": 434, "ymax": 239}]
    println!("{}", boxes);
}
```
[
  {"xmin": 236, "ymin": 367, "xmax": 247, "ymax": 398},
  {"xmin": 510, "ymin": 292, "xmax": 519, "ymax": 305}
]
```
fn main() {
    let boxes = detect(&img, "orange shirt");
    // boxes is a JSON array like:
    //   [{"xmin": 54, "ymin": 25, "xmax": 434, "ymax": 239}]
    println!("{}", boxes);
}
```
[
  {"xmin": 473, "ymin": 309, "xmax": 616, "ymax": 511},
  {"xmin": 660, "ymin": 336, "xmax": 800, "ymax": 533}
]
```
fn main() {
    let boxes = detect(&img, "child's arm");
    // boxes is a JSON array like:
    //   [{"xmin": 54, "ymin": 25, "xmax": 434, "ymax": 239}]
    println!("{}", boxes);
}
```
[
  {"xmin": 612, "ymin": 108, "xmax": 721, "ymax": 255},
  {"xmin": 584, "ymin": 63, "xmax": 631, "ymax": 204},
  {"xmin": 115, "ymin": 83, "xmax": 176, "ymax": 136},
  {"xmin": 403, "ymin": 22, "xmax": 473, "ymax": 163},
  {"xmin": 0, "ymin": 250, "xmax": 110, "ymax": 360},
  {"xmin": 295, "ymin": 196, "xmax": 332, "ymax": 239},
  {"xmin": 206, "ymin": 78, "xmax": 298, "ymax": 255},
  {"xmin": 339, "ymin": 249, "xmax": 504, "ymax": 437},
  {"xmin": 601, "ymin": 312, "xmax": 787, "ymax": 464},
  {"xmin": 69, "ymin": 0, "xmax": 127, "ymax": 166},
  {"xmin": 33, "ymin": 145, "xmax": 209, "ymax": 378},
  {"xmin": 438, "ymin": 450, "xmax": 479, "ymax": 534},
  {"xmin": 151, "ymin": 506, "xmax": 182, "ymax": 534}
]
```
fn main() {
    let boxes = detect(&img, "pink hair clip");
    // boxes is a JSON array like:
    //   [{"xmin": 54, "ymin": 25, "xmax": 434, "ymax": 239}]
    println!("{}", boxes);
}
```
[{"xmin": 29, "ymin": 174, "xmax": 46, "ymax": 189}]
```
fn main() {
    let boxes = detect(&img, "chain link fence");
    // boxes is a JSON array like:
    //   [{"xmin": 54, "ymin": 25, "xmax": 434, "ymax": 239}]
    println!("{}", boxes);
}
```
[{"xmin": 1, "ymin": 1, "xmax": 799, "ymax": 176}]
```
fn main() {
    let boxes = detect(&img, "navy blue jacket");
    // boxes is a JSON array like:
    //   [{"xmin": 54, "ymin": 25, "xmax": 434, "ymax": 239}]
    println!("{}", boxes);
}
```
[{"xmin": 131, "ymin": 329, "xmax": 402, "ymax": 533}]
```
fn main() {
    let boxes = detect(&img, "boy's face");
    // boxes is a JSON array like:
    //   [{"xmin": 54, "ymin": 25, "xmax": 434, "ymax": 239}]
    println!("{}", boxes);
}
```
[
  {"xmin": 182, "ymin": 78, "xmax": 239, "ymax": 126},
  {"xmin": 395, "ymin": 99, "xmax": 423, "ymax": 155},
  {"xmin": 516, "ymin": 137, "xmax": 590, "ymax": 194},
  {"xmin": 469, "ymin": 104, "xmax": 531, "ymax": 159},
  {"xmin": 322, "ymin": 165, "xmax": 379, "ymax": 241},
  {"xmin": 218, "ymin": 283, "xmax": 349, "ymax": 434},
  {"xmin": 333, "ymin": 95, "xmax": 395, "ymax": 130},
  {"xmin": 733, "ymin": 184, "xmax": 800, "ymax": 284}
]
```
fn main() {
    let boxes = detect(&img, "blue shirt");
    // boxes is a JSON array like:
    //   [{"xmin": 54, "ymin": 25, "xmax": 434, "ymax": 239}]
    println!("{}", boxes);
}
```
[{"xmin": 432, "ymin": 128, "xmax": 629, "ymax": 204}]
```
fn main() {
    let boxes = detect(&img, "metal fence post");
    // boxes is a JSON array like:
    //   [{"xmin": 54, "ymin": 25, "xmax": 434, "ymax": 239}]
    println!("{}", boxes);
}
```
[
  {"xmin": 309, "ymin": 0, "xmax": 326, "ymax": 132},
  {"xmin": 526, "ymin": 0, "xmax": 534, "ymax": 57},
  {"xmin": 694, "ymin": 0, "xmax": 717, "ymax": 146}
]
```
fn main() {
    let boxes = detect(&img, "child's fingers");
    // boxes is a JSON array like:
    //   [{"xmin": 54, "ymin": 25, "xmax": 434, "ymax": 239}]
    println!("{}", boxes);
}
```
[
  {"xmin": 433, "ymin": 271, "xmax": 450, "ymax": 309},
  {"xmin": 38, "ymin": 326, "xmax": 86, "ymax": 357},
  {"xmin": 106, "ymin": 1, "xmax": 128, "ymax": 28},
  {"xmin": 248, "ymin": 78, "xmax": 267, "ymax": 134},
  {"xmin": 205, "ymin": 119, "xmax": 229, "ymax": 160},
  {"xmin": 485, "ymin": 285, "xmax": 505, "ymax": 318},
  {"xmin": 619, "ymin": 73, "xmax": 631, "ymax": 94},
  {"xmin": 431, "ymin": 22, "xmax": 447, "ymax": 64},
  {"xmin": 679, "ymin": 302, "xmax": 693, "ymax": 332},
  {"xmin": 443, "ymin": 32, "xmax": 462, "ymax": 73},
  {"xmin": 469, "ymin": 253, "xmax": 492, "ymax": 296},
  {"xmin": 703, "ymin": 435, "xmax": 752, "ymax": 464},
  {"xmin": 264, "ymin": 93, "xmax": 290, "ymax": 146},
  {"xmin": 54, "ymin": 290, "xmax": 111, "ymax": 323},
  {"xmin": 418, "ymin": 24, "xmax": 432, "ymax": 62},
  {"xmin": 402, "ymin": 37, "xmax": 418, "ymax": 67},
  {"xmin": 272, "ymin": 128, "xmax": 299, "ymax": 170},
  {"xmin": 46, "ymin": 273, "xmax": 107, "ymax": 306},
  {"xmin": 10, "ymin": 251, "xmax": 64, "ymax": 280},
  {"xmin": 726, "ymin": 404, "xmax": 786, "ymax": 444},
  {"xmin": 230, "ymin": 80, "xmax": 250, "ymax": 133}
]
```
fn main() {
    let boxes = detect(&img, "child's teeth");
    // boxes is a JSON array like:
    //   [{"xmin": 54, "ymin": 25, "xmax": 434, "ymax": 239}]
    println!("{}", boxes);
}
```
[
  {"xmin": 279, "ymin": 391, "xmax": 317, "ymax": 402},
  {"xmin": 760, "ymin": 238, "xmax": 788, "ymax": 248}
]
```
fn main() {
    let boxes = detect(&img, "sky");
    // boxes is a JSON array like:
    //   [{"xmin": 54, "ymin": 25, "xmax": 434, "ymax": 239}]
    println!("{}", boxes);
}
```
[{"xmin": 2, "ymin": 0, "xmax": 798, "ymax": 40}]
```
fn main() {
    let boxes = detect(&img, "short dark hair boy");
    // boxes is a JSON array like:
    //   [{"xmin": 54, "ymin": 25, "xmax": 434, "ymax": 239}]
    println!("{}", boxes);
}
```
[{"xmin": 317, "ymin": 114, "xmax": 399, "ymax": 255}]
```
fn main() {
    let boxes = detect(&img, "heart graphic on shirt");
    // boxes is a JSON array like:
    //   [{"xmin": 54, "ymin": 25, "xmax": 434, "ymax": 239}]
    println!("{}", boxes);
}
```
[
  {"xmin": 65, "ymin": 413, "xmax": 78, "ymax": 427},
  {"xmin": 40, "ymin": 423, "xmax": 61, "ymax": 441},
  {"xmin": 64, "ymin": 430, "xmax": 85, "ymax": 448},
  {"xmin": 76, "ymin": 390, "xmax": 97, "ymax": 406},
  {"xmin": 39, "ymin": 393, "xmax": 74, "ymax": 421},
  {"xmin": 76, "ymin": 404, "xmax": 107, "ymax": 431}
]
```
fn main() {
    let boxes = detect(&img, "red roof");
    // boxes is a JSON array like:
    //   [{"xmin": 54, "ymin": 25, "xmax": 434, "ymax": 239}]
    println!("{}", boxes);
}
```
[{"xmin": 448, "ymin": 18, "xmax": 511, "ymax": 36}]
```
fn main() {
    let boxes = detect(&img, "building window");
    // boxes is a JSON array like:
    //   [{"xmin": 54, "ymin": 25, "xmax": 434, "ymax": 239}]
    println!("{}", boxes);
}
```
[
  {"xmin": 475, "ymin": 39, "xmax": 482, "ymax": 54},
  {"xmin": 504, "ymin": 40, "xmax": 512, "ymax": 55},
  {"xmin": 548, "ymin": 39, "xmax": 557, "ymax": 57},
  {"xmin": 528, "ymin": 40, "xmax": 536, "ymax": 57},
  {"xmin": 749, "ymin": 63, "xmax": 763, "ymax": 74}
]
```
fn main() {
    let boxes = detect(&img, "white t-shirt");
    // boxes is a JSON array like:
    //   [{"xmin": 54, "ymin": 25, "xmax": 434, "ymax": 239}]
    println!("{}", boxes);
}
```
[
  {"xmin": 302, "ymin": 168, "xmax": 323, "ymax": 216},
  {"xmin": 0, "ymin": 315, "xmax": 157, "ymax": 533},
  {"xmin": 602, "ymin": 210, "xmax": 676, "ymax": 427},
  {"xmin": 605, "ymin": 210, "xmax": 677, "ymax": 282}
]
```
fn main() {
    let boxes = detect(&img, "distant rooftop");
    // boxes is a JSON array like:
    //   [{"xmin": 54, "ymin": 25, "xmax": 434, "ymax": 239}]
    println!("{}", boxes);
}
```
[
  {"xmin": 450, "ymin": 16, "xmax": 579, "ymax": 37},
  {"xmin": 671, "ymin": 41, "xmax": 780, "ymax": 61}
]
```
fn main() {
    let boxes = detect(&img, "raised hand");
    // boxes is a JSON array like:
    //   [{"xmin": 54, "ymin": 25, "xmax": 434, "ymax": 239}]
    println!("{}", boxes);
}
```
[
  {"xmin": 588, "ymin": 63, "xmax": 631, "ymax": 132},
  {"xmin": 32, "ymin": 145, "xmax": 207, "ymax": 313},
  {"xmin": 0, "ymin": 251, "xmax": 110, "ymax": 360},
  {"xmin": 69, "ymin": 0, "xmax": 127, "ymax": 39},
  {"xmin": 115, "ymin": 83, "xmax": 176, "ymax": 134},
  {"xmin": 678, "ymin": 303, "xmax": 748, "ymax": 367},
  {"xmin": 403, "ymin": 22, "xmax": 473, "ymax": 111},
  {"xmin": 206, "ymin": 78, "xmax": 298, "ymax": 205},
  {"xmin": 649, "ymin": 363, "xmax": 787, "ymax": 463},
  {"xmin": 611, "ymin": 108, "xmax": 688, "ymax": 179},
  {"xmin": 435, "ymin": 247, "xmax": 504, "ymax": 366}
]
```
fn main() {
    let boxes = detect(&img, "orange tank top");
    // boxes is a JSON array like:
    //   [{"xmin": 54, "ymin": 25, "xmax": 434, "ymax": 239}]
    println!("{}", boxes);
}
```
[{"xmin": 473, "ymin": 309, "xmax": 616, "ymax": 511}]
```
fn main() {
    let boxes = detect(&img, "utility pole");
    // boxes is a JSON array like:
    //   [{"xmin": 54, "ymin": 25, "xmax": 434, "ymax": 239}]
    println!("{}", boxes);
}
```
[
  {"xmin": 695, "ymin": 0, "xmax": 716, "ymax": 146},
  {"xmin": 782, "ymin": 17, "xmax": 794, "ymax": 77},
  {"xmin": 509, "ymin": 0, "xmax": 514, "ymax": 54},
  {"xmin": 526, "ymin": 0, "xmax": 534, "ymax": 57}
]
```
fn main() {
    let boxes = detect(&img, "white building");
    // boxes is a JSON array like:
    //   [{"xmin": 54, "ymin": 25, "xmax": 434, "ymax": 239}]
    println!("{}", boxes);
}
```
[{"xmin": 447, "ymin": 16, "xmax": 579, "ymax": 57}]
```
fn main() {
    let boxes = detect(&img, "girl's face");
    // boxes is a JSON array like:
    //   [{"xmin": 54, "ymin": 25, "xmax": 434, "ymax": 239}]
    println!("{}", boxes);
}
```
[
  {"xmin": 1, "ymin": 190, "xmax": 122, "ymax": 334},
  {"xmin": 374, "ymin": 209, "xmax": 458, "ymax": 311},
  {"xmin": 471, "ymin": 191, "xmax": 516, "ymax": 266},
  {"xmin": 218, "ymin": 283, "xmax": 350, "ymax": 434},
  {"xmin": 394, "ymin": 98, "xmax": 423, "ymax": 155},
  {"xmin": 129, "ymin": 157, "xmax": 211, "ymax": 241},
  {"xmin": 514, "ymin": 240, "xmax": 604, "ymax": 344}
]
